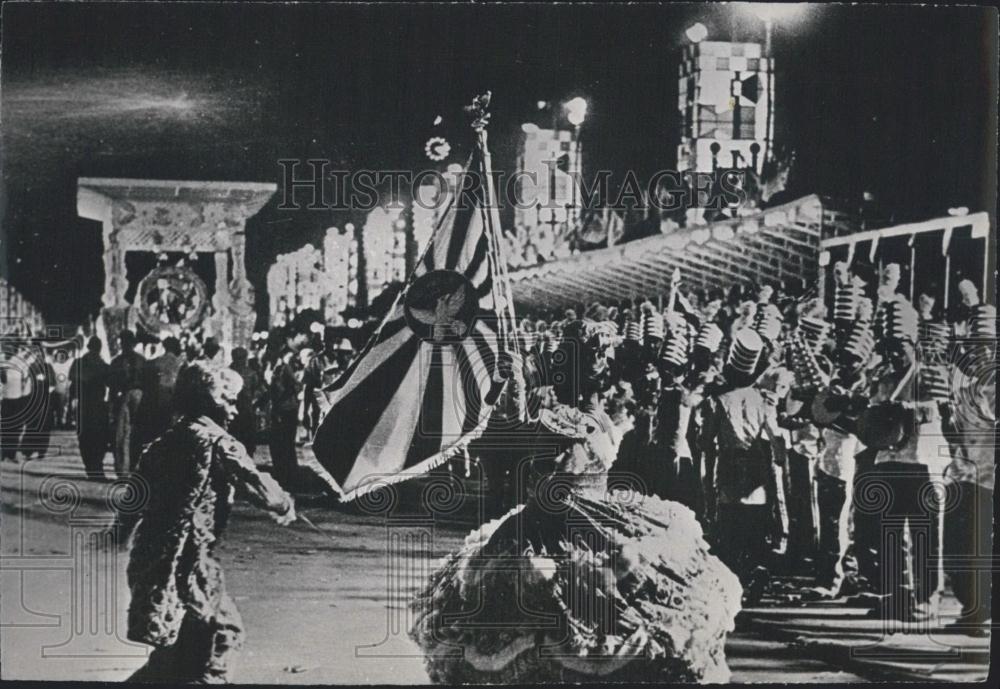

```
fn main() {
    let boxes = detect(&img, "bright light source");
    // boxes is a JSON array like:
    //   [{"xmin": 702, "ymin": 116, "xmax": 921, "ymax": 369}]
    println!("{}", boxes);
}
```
[
  {"xmin": 521, "ymin": 122, "xmax": 539, "ymax": 134},
  {"xmin": 564, "ymin": 97, "xmax": 588, "ymax": 127},
  {"xmin": 745, "ymin": 3, "xmax": 806, "ymax": 25},
  {"xmin": 169, "ymin": 96, "xmax": 191, "ymax": 109},
  {"xmin": 394, "ymin": 218, "xmax": 407, "ymax": 230},
  {"xmin": 685, "ymin": 22, "xmax": 708, "ymax": 43},
  {"xmin": 947, "ymin": 206, "xmax": 970, "ymax": 216},
  {"xmin": 537, "ymin": 100, "xmax": 549, "ymax": 110}
]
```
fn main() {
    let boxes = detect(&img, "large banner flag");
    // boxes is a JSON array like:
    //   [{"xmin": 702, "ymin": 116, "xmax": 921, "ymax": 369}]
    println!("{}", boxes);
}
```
[{"xmin": 312, "ymin": 93, "xmax": 518, "ymax": 501}]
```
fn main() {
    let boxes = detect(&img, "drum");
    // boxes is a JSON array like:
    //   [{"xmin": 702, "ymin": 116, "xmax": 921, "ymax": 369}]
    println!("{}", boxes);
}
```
[{"xmin": 856, "ymin": 402, "xmax": 913, "ymax": 451}]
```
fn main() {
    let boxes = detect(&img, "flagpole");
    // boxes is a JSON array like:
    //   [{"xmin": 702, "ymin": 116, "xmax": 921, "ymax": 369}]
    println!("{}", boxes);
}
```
[
  {"xmin": 469, "ymin": 92, "xmax": 525, "ymax": 420},
  {"xmin": 471, "ymin": 93, "xmax": 518, "ymax": 353},
  {"xmin": 667, "ymin": 268, "xmax": 681, "ymax": 313}
]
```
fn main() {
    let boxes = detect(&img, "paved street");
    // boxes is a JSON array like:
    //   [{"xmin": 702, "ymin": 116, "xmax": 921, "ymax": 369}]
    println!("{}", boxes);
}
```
[{"xmin": 0, "ymin": 432, "xmax": 989, "ymax": 683}]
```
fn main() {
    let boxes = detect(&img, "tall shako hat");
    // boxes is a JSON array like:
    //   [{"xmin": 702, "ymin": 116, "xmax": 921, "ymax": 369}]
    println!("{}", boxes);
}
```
[
  {"xmin": 963, "ymin": 302, "xmax": 998, "ymax": 368},
  {"xmin": 640, "ymin": 302, "xmax": 664, "ymax": 343},
  {"xmin": 969, "ymin": 303, "xmax": 997, "ymax": 339},
  {"xmin": 832, "ymin": 261, "xmax": 867, "ymax": 322},
  {"xmin": 798, "ymin": 316, "xmax": 831, "ymax": 355},
  {"xmin": 788, "ymin": 332, "xmax": 829, "ymax": 389},
  {"xmin": 878, "ymin": 297, "xmax": 919, "ymax": 345},
  {"xmin": 623, "ymin": 317, "xmax": 643, "ymax": 345},
  {"xmin": 727, "ymin": 328, "xmax": 764, "ymax": 375},
  {"xmin": 660, "ymin": 312, "xmax": 689, "ymax": 369},
  {"xmin": 695, "ymin": 322, "xmax": 724, "ymax": 354},
  {"xmin": 840, "ymin": 321, "xmax": 876, "ymax": 366}
]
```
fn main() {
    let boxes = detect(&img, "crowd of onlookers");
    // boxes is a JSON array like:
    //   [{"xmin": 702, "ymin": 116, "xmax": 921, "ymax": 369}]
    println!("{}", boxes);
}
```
[{"xmin": 0, "ymin": 325, "xmax": 355, "ymax": 492}]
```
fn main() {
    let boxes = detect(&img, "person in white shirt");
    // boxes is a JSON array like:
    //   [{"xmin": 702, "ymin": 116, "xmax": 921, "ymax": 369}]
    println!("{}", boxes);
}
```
[{"xmin": 2, "ymin": 343, "xmax": 35, "ymax": 462}]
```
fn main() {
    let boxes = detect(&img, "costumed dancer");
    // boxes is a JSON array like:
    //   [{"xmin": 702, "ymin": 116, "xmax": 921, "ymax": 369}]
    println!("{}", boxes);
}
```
[
  {"xmin": 115, "ymin": 361, "xmax": 296, "ymax": 683},
  {"xmin": 410, "ymin": 319, "xmax": 742, "ymax": 683}
]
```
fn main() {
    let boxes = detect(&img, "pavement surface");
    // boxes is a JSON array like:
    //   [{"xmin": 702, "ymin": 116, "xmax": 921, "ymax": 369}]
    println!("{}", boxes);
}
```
[{"xmin": 0, "ymin": 431, "xmax": 991, "ymax": 683}]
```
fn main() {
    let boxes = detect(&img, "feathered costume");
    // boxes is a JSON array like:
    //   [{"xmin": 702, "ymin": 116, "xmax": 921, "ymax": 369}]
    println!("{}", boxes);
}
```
[{"xmin": 409, "ymin": 320, "xmax": 742, "ymax": 683}]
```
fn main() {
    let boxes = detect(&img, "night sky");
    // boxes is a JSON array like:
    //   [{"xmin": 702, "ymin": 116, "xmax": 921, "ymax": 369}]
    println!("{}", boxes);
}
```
[{"xmin": 1, "ymin": 2, "xmax": 996, "ymax": 326}]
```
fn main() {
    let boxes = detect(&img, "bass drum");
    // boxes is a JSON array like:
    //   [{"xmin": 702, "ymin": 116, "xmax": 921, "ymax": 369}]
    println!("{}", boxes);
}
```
[
  {"xmin": 810, "ymin": 389, "xmax": 851, "ymax": 427},
  {"xmin": 855, "ymin": 401, "xmax": 913, "ymax": 451}
]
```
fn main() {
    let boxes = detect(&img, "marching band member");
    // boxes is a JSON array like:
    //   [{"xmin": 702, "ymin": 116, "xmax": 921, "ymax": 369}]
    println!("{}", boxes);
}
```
[
  {"xmin": 784, "ymin": 308, "xmax": 832, "ymax": 569},
  {"xmin": 859, "ymin": 265, "xmax": 945, "ymax": 621},
  {"xmin": 690, "ymin": 319, "xmax": 725, "ymax": 528},
  {"xmin": 653, "ymin": 312, "xmax": 701, "ymax": 508},
  {"xmin": 812, "ymin": 310, "xmax": 875, "ymax": 596},
  {"xmin": 699, "ymin": 328, "xmax": 787, "ymax": 604}
]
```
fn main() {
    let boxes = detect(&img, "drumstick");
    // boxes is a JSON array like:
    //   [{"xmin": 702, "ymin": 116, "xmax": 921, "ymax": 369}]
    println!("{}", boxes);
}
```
[
  {"xmin": 296, "ymin": 513, "xmax": 338, "ymax": 544},
  {"xmin": 888, "ymin": 362, "xmax": 916, "ymax": 402}
]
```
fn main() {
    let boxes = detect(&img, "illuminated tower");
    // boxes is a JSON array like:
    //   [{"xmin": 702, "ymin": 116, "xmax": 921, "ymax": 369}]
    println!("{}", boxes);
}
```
[
  {"xmin": 514, "ymin": 125, "xmax": 580, "ymax": 242},
  {"xmin": 677, "ymin": 39, "xmax": 772, "ymax": 175}
]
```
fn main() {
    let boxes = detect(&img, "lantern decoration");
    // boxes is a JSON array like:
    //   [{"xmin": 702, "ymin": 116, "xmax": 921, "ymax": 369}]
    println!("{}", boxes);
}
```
[
  {"xmin": 266, "ymin": 227, "xmax": 361, "ymax": 328},
  {"xmin": 424, "ymin": 136, "xmax": 451, "ymax": 162},
  {"xmin": 363, "ymin": 206, "xmax": 407, "ymax": 298}
]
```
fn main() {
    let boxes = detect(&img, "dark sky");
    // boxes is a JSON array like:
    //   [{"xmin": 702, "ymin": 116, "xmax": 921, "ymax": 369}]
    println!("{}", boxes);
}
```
[{"xmin": 1, "ymin": 2, "xmax": 996, "ymax": 325}]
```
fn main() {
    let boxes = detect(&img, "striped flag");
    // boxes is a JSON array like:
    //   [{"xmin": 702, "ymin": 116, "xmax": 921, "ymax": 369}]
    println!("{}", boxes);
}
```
[{"xmin": 311, "ymin": 108, "xmax": 518, "ymax": 501}]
